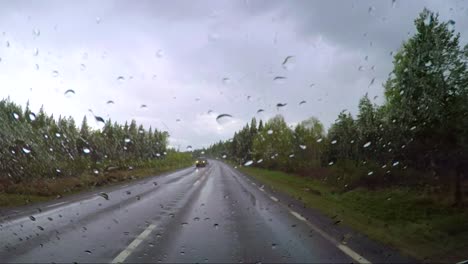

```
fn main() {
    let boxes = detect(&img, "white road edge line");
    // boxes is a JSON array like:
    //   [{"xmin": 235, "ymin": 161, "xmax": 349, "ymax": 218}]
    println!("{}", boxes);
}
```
[
  {"xmin": 289, "ymin": 210, "xmax": 371, "ymax": 264},
  {"xmin": 269, "ymin": 196, "xmax": 279, "ymax": 202},
  {"xmin": 111, "ymin": 223, "xmax": 157, "ymax": 263}
]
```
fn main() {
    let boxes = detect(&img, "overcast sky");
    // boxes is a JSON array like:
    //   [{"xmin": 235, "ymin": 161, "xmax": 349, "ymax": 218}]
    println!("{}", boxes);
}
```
[{"xmin": 1, "ymin": 0, "xmax": 467, "ymax": 149}]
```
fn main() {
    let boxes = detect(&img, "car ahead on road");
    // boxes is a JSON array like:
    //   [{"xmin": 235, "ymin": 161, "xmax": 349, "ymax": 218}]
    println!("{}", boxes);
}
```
[{"xmin": 195, "ymin": 157, "xmax": 208, "ymax": 168}]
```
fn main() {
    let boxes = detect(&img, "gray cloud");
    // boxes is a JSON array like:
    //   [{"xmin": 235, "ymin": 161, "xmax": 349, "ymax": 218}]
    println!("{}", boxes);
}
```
[{"xmin": 1, "ymin": 0, "xmax": 467, "ymax": 149}]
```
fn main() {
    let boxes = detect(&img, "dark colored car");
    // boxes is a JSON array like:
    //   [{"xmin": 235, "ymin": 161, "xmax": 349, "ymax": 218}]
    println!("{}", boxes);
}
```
[{"xmin": 195, "ymin": 157, "xmax": 208, "ymax": 168}]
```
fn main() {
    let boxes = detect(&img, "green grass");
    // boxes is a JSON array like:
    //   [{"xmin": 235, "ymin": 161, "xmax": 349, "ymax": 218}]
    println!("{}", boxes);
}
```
[
  {"xmin": 0, "ymin": 154, "xmax": 193, "ymax": 208},
  {"xmin": 240, "ymin": 166, "xmax": 468, "ymax": 263}
]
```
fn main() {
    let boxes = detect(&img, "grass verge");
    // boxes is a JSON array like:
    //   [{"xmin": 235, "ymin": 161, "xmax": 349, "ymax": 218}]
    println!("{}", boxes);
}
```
[
  {"xmin": 0, "ymin": 153, "xmax": 193, "ymax": 208},
  {"xmin": 239, "ymin": 166, "xmax": 468, "ymax": 263}
]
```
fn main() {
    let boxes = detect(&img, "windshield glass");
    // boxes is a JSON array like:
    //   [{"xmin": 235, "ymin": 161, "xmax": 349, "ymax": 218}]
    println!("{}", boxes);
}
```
[{"xmin": 1, "ymin": 1, "xmax": 467, "ymax": 263}]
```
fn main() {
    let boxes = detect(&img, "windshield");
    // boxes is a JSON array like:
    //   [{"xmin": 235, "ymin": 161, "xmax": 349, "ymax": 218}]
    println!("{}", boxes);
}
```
[{"xmin": 1, "ymin": 1, "xmax": 467, "ymax": 263}]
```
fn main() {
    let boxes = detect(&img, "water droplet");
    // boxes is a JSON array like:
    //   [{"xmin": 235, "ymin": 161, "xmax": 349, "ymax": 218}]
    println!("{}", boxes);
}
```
[
  {"xmin": 95, "ymin": 116, "xmax": 105, "ymax": 124},
  {"xmin": 33, "ymin": 48, "xmax": 39, "ymax": 56},
  {"xmin": 213, "ymin": 223, "xmax": 219, "ymax": 229},
  {"xmin": 447, "ymin": 20, "xmax": 455, "ymax": 31},
  {"xmin": 93, "ymin": 169, "xmax": 99, "ymax": 175},
  {"xmin": 22, "ymin": 147, "xmax": 32, "ymax": 154},
  {"xmin": 276, "ymin": 103, "xmax": 287, "ymax": 108},
  {"xmin": 80, "ymin": 63, "xmax": 86, "ymax": 71},
  {"xmin": 29, "ymin": 216, "xmax": 36, "ymax": 221},
  {"xmin": 83, "ymin": 148, "xmax": 91, "ymax": 154},
  {"xmin": 267, "ymin": 129, "xmax": 273, "ymax": 135},
  {"xmin": 33, "ymin": 28, "xmax": 40, "ymax": 36},
  {"xmin": 216, "ymin": 114, "xmax": 233, "ymax": 125},
  {"xmin": 244, "ymin": 160, "xmax": 254, "ymax": 166},
  {"xmin": 12, "ymin": 112, "xmax": 20, "ymax": 120},
  {"xmin": 257, "ymin": 159, "xmax": 263, "ymax": 164},
  {"xmin": 273, "ymin": 76, "xmax": 286, "ymax": 84},
  {"xmin": 221, "ymin": 77, "xmax": 231, "ymax": 85},
  {"xmin": 257, "ymin": 109, "xmax": 264, "ymax": 114},
  {"xmin": 155, "ymin": 49, "xmax": 163, "ymax": 58},
  {"xmin": 37, "ymin": 226, "xmax": 44, "ymax": 231},
  {"xmin": 363, "ymin": 141, "xmax": 371, "ymax": 148},
  {"xmin": 271, "ymin": 243, "xmax": 277, "ymax": 249},
  {"xmin": 98, "ymin": 192, "xmax": 109, "ymax": 200},
  {"xmin": 52, "ymin": 70, "xmax": 59, "ymax": 77},
  {"xmin": 140, "ymin": 104, "xmax": 147, "ymax": 108},
  {"xmin": 368, "ymin": 6, "xmax": 375, "ymax": 15},
  {"xmin": 96, "ymin": 17, "xmax": 101, "ymax": 24},
  {"xmin": 85, "ymin": 250, "xmax": 92, "ymax": 255},
  {"xmin": 299, "ymin": 145, "xmax": 307, "ymax": 150},
  {"xmin": 124, "ymin": 138, "xmax": 131, "ymax": 143},
  {"xmin": 392, "ymin": 161, "xmax": 399, "ymax": 167},
  {"xmin": 35, "ymin": 64, "xmax": 40, "ymax": 70},
  {"xmin": 222, "ymin": 154, "xmax": 227, "ymax": 159},
  {"xmin": 106, "ymin": 100, "xmax": 114, "ymax": 104},
  {"xmin": 367, "ymin": 171, "xmax": 374, "ymax": 176},
  {"xmin": 282, "ymin": 56, "xmax": 296, "ymax": 71},
  {"xmin": 6, "ymin": 41, "xmax": 10, "ymax": 47},
  {"xmin": 289, "ymin": 154, "xmax": 295, "ymax": 158},
  {"xmin": 29, "ymin": 113, "xmax": 36, "ymax": 121},
  {"xmin": 391, "ymin": 0, "xmax": 397, "ymax": 8},
  {"xmin": 316, "ymin": 138, "xmax": 323, "ymax": 143},
  {"xmin": 410, "ymin": 126, "xmax": 416, "ymax": 131},
  {"xmin": 117, "ymin": 76, "xmax": 125, "ymax": 82},
  {"xmin": 47, "ymin": 217, "xmax": 53, "ymax": 221},
  {"xmin": 186, "ymin": 145, "xmax": 193, "ymax": 151},
  {"xmin": 331, "ymin": 139, "xmax": 337, "ymax": 144},
  {"xmin": 64, "ymin": 89, "xmax": 75, "ymax": 96},
  {"xmin": 299, "ymin": 100, "xmax": 306, "ymax": 105},
  {"xmin": 328, "ymin": 161, "xmax": 334, "ymax": 166},
  {"xmin": 368, "ymin": 78, "xmax": 375, "ymax": 87}
]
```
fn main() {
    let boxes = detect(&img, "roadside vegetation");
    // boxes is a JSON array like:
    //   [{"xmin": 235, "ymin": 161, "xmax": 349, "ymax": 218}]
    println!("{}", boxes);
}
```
[
  {"xmin": 0, "ymin": 98, "xmax": 193, "ymax": 207},
  {"xmin": 199, "ymin": 9, "xmax": 468, "ymax": 261}
]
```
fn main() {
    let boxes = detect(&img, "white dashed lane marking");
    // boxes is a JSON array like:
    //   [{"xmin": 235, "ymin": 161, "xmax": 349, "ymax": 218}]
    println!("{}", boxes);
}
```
[{"xmin": 111, "ymin": 224, "xmax": 157, "ymax": 263}]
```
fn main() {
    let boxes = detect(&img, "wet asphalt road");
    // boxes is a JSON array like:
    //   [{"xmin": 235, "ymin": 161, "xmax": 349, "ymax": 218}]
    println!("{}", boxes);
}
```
[{"xmin": 0, "ymin": 160, "xmax": 410, "ymax": 263}]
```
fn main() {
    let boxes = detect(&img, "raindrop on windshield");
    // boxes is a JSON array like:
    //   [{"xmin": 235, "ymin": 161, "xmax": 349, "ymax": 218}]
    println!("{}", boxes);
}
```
[
  {"xmin": 98, "ymin": 192, "xmax": 109, "ymax": 200},
  {"xmin": 29, "ymin": 216, "xmax": 36, "ymax": 221},
  {"xmin": 276, "ymin": 103, "xmax": 287, "ymax": 108},
  {"xmin": 83, "ymin": 148, "xmax": 91, "ymax": 154},
  {"xmin": 363, "ymin": 141, "xmax": 371, "ymax": 148},
  {"xmin": 331, "ymin": 139, "xmax": 337, "ymax": 144},
  {"xmin": 282, "ymin": 56, "xmax": 296, "ymax": 70},
  {"xmin": 96, "ymin": 17, "xmax": 101, "ymax": 24},
  {"xmin": 140, "ymin": 104, "xmax": 147, "ymax": 108},
  {"xmin": 186, "ymin": 145, "xmax": 193, "ymax": 151},
  {"xmin": 117, "ymin": 76, "xmax": 125, "ymax": 82},
  {"xmin": 392, "ymin": 161, "xmax": 399, "ymax": 167},
  {"xmin": 93, "ymin": 169, "xmax": 99, "ymax": 175},
  {"xmin": 410, "ymin": 126, "xmax": 416, "ymax": 131},
  {"xmin": 29, "ymin": 113, "xmax": 36, "ymax": 121},
  {"xmin": 316, "ymin": 138, "xmax": 323, "ymax": 143},
  {"xmin": 368, "ymin": 171, "xmax": 374, "ymax": 176},
  {"xmin": 289, "ymin": 154, "xmax": 295, "ymax": 158},
  {"xmin": 22, "ymin": 147, "xmax": 32, "ymax": 154},
  {"xmin": 257, "ymin": 159, "xmax": 263, "ymax": 164},
  {"xmin": 368, "ymin": 78, "xmax": 375, "ymax": 87},
  {"xmin": 267, "ymin": 129, "xmax": 273, "ymax": 135},
  {"xmin": 80, "ymin": 64, "xmax": 86, "ymax": 71},
  {"xmin": 33, "ymin": 48, "xmax": 39, "ymax": 56},
  {"xmin": 85, "ymin": 250, "xmax": 92, "ymax": 255},
  {"xmin": 124, "ymin": 138, "xmax": 131, "ymax": 143},
  {"xmin": 13, "ymin": 112, "xmax": 19, "ymax": 120},
  {"xmin": 64, "ymin": 89, "xmax": 75, "ymax": 96},
  {"xmin": 222, "ymin": 77, "xmax": 231, "ymax": 84},
  {"xmin": 222, "ymin": 154, "xmax": 227, "ymax": 159},
  {"xmin": 37, "ymin": 226, "xmax": 44, "ymax": 231},
  {"xmin": 33, "ymin": 28, "xmax": 40, "ymax": 36},
  {"xmin": 273, "ymin": 76, "xmax": 286, "ymax": 84},
  {"xmin": 447, "ymin": 20, "xmax": 455, "ymax": 31},
  {"xmin": 328, "ymin": 161, "xmax": 334, "ymax": 166},
  {"xmin": 257, "ymin": 109, "xmax": 264, "ymax": 114},
  {"xmin": 244, "ymin": 160, "xmax": 253, "ymax": 166},
  {"xmin": 95, "ymin": 116, "xmax": 105, "ymax": 124},
  {"xmin": 299, "ymin": 145, "xmax": 307, "ymax": 150},
  {"xmin": 216, "ymin": 114, "xmax": 233, "ymax": 125},
  {"xmin": 52, "ymin": 70, "xmax": 59, "ymax": 77},
  {"xmin": 106, "ymin": 100, "xmax": 114, "ymax": 104},
  {"xmin": 299, "ymin": 100, "xmax": 306, "ymax": 105}
]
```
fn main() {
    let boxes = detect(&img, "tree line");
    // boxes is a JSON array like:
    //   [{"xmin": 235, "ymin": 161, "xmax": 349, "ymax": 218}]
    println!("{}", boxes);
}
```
[
  {"xmin": 200, "ymin": 9, "xmax": 468, "ymax": 205},
  {"xmin": 0, "ymin": 99, "xmax": 171, "ymax": 184}
]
